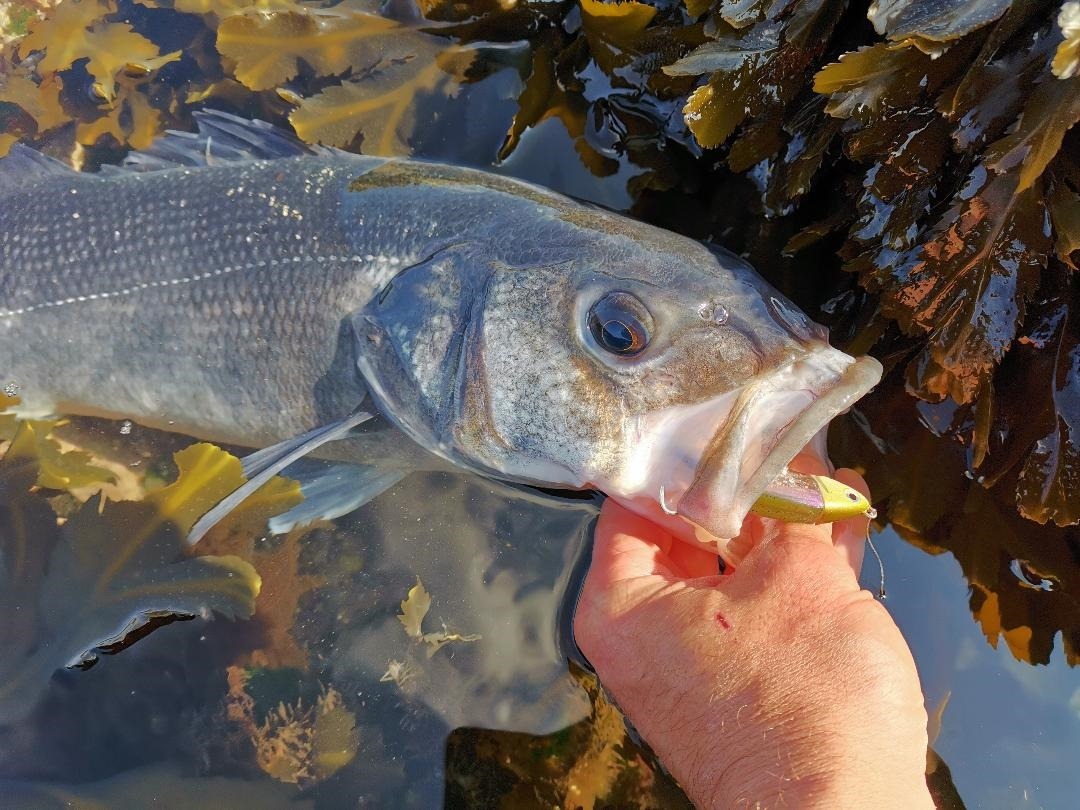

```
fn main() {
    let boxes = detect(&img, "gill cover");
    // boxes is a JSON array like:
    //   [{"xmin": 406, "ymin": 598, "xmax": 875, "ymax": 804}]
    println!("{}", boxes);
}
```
[{"xmin": 351, "ymin": 243, "xmax": 494, "ymax": 473}]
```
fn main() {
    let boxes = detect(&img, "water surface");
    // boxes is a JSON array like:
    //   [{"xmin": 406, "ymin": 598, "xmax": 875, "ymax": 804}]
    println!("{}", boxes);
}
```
[{"xmin": 1, "ymin": 0, "xmax": 1078, "ymax": 806}]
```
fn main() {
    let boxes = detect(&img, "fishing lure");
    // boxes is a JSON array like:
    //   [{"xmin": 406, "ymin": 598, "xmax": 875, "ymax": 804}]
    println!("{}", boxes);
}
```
[
  {"xmin": 751, "ymin": 469, "xmax": 877, "ymax": 523},
  {"xmin": 753, "ymin": 469, "xmax": 885, "ymax": 597}
]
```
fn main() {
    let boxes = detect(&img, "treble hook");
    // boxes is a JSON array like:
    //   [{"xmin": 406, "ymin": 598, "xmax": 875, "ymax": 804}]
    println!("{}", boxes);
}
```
[{"xmin": 659, "ymin": 485, "xmax": 678, "ymax": 516}]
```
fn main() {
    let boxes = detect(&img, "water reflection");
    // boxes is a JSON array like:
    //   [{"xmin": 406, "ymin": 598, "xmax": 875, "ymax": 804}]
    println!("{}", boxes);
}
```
[
  {"xmin": 309, "ymin": 472, "xmax": 596, "ymax": 736},
  {"xmin": 0, "ymin": 415, "xmax": 692, "ymax": 806},
  {"xmin": 2, "ymin": 0, "xmax": 1079, "ymax": 804},
  {"xmin": 866, "ymin": 527, "xmax": 1080, "ymax": 810}
]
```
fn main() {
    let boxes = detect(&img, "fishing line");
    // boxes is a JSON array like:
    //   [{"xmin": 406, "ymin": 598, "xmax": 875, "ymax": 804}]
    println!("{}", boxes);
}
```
[{"xmin": 865, "ymin": 518, "xmax": 886, "ymax": 600}]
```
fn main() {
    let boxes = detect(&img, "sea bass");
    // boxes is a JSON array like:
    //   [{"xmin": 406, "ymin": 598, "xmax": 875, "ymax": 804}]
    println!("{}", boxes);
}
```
[{"xmin": 0, "ymin": 112, "xmax": 881, "ymax": 561}]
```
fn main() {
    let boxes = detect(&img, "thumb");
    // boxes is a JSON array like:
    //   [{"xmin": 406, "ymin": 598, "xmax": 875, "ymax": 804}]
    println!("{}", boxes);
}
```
[
  {"xmin": 584, "ymin": 498, "xmax": 680, "ymax": 592},
  {"xmin": 734, "ymin": 467, "xmax": 873, "ymax": 593},
  {"xmin": 736, "ymin": 520, "xmax": 863, "ymax": 599},
  {"xmin": 573, "ymin": 501, "xmax": 672, "ymax": 654},
  {"xmin": 582, "ymin": 499, "xmax": 722, "ymax": 591},
  {"xmin": 572, "ymin": 502, "xmax": 660, "ymax": 668}
]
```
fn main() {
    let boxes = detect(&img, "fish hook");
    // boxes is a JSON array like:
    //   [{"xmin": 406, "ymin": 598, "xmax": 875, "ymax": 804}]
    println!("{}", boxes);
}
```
[{"xmin": 659, "ymin": 485, "xmax": 678, "ymax": 516}]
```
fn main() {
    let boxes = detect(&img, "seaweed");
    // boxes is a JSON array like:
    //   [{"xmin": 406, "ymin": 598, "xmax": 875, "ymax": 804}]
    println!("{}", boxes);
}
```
[
  {"xmin": 18, "ymin": 1, "xmax": 171, "ymax": 103},
  {"xmin": 287, "ymin": 38, "xmax": 475, "ymax": 152},
  {"xmin": 1011, "ymin": 275, "xmax": 1080, "ymax": 527},
  {"xmin": 396, "ymin": 576, "xmax": 481, "ymax": 656},
  {"xmin": 579, "ymin": 0, "xmax": 656, "ymax": 74},
  {"xmin": 1, "ymin": 0, "xmax": 1078, "ymax": 672},
  {"xmin": 444, "ymin": 664, "xmax": 695, "ymax": 809},
  {"xmin": 224, "ymin": 666, "xmax": 359, "ymax": 786},
  {"xmin": 0, "ymin": 417, "xmax": 299, "ymax": 725},
  {"xmin": 831, "ymin": 333, "xmax": 1080, "ymax": 665},
  {"xmin": 868, "ymin": 0, "xmax": 1011, "ymax": 47},
  {"xmin": 1056, "ymin": 1, "xmax": 1080, "ymax": 77},
  {"xmin": 217, "ymin": 8, "xmax": 400, "ymax": 90},
  {"xmin": 0, "ymin": 72, "xmax": 64, "ymax": 136},
  {"xmin": 200, "ymin": 524, "xmax": 325, "ymax": 669}
]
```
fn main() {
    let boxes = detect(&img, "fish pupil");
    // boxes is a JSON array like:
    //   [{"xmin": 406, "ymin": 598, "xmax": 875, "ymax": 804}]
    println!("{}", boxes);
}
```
[
  {"xmin": 587, "ymin": 292, "xmax": 651, "ymax": 357},
  {"xmin": 602, "ymin": 320, "xmax": 634, "ymax": 351}
]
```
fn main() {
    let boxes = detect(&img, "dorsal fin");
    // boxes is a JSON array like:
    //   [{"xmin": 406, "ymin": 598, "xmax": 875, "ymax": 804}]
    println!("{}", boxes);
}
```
[
  {"xmin": 2, "ymin": 111, "xmax": 333, "ymax": 185},
  {"xmin": 0, "ymin": 143, "xmax": 76, "ymax": 192},
  {"xmin": 99, "ymin": 109, "xmax": 336, "ymax": 175}
]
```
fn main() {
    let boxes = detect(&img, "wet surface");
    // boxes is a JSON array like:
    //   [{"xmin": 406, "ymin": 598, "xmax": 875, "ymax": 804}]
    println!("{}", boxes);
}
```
[
  {"xmin": 2, "ymin": 0, "xmax": 1079, "ymax": 806},
  {"xmin": 866, "ymin": 527, "xmax": 1080, "ymax": 810}
]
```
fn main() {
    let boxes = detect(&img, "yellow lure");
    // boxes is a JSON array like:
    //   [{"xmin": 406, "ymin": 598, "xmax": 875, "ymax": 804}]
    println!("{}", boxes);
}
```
[{"xmin": 750, "ymin": 469, "xmax": 876, "ymax": 523}]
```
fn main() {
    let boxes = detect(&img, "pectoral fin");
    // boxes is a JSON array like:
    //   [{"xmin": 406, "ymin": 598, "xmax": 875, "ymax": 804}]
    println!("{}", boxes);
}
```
[
  {"xmin": 266, "ymin": 460, "xmax": 406, "ymax": 534},
  {"xmin": 185, "ymin": 408, "xmax": 374, "ymax": 546}
]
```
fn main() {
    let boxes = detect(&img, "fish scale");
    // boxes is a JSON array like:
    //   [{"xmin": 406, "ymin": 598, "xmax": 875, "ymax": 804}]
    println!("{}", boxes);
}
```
[{"xmin": 1, "ymin": 156, "xmax": 400, "ymax": 443}]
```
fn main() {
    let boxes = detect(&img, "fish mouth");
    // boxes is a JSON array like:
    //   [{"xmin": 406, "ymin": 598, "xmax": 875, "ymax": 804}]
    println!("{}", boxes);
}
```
[{"xmin": 674, "ymin": 349, "xmax": 882, "ymax": 555}]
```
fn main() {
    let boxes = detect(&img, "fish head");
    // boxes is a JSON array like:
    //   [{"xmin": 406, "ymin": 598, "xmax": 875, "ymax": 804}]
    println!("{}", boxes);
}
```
[{"xmin": 353, "ymin": 215, "xmax": 880, "ymax": 563}]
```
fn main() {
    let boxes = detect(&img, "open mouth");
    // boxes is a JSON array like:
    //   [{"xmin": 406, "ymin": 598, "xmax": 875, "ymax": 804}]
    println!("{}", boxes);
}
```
[{"xmin": 675, "ymin": 350, "xmax": 883, "ymax": 548}]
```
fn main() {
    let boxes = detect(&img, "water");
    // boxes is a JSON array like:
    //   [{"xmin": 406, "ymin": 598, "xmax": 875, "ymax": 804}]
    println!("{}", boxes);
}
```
[
  {"xmin": 2, "ymin": 1, "xmax": 1078, "ymax": 806},
  {"xmin": 5, "ymin": 415, "xmax": 1076, "ymax": 807},
  {"xmin": 865, "ymin": 528, "xmax": 1080, "ymax": 809},
  {"xmin": 0, "ymin": 417, "xmax": 672, "ymax": 806}
]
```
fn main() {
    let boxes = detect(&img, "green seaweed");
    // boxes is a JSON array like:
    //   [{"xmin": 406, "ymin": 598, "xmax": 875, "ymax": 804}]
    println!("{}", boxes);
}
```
[{"xmin": 0, "ymin": 421, "xmax": 281, "ymax": 725}]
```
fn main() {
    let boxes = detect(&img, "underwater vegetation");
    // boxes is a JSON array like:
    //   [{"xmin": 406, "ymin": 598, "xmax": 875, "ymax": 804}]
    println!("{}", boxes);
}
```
[
  {"xmin": 0, "ymin": 406, "xmax": 291, "ymax": 725},
  {"xmin": 0, "ymin": 0, "xmax": 1078, "ymax": 802},
  {"xmin": 0, "ymin": 405, "xmax": 679, "ymax": 804}
]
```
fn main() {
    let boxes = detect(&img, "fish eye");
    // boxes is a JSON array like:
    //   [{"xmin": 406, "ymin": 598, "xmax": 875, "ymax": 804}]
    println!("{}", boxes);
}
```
[{"xmin": 587, "ymin": 292, "xmax": 652, "ymax": 357}]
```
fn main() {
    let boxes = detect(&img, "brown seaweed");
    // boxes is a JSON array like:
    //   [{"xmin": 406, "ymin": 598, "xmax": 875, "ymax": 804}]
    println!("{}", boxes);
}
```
[
  {"xmin": 0, "ymin": 419, "xmax": 290, "ymax": 725},
  {"xmin": 1, "ymin": 0, "xmax": 1078, "ymax": 679},
  {"xmin": 224, "ymin": 666, "xmax": 359, "ymax": 786},
  {"xmin": 444, "ymin": 664, "xmax": 695, "ymax": 809}
]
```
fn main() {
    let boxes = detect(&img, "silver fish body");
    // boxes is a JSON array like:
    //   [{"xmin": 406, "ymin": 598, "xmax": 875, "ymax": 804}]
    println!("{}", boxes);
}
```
[
  {"xmin": 4, "ymin": 150, "xmax": 396, "ymax": 445},
  {"xmin": 0, "ymin": 113, "xmax": 881, "ymax": 560}
]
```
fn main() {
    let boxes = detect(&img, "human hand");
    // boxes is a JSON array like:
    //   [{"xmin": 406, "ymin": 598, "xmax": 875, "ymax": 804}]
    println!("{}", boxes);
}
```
[{"xmin": 573, "ymin": 461, "xmax": 932, "ymax": 809}]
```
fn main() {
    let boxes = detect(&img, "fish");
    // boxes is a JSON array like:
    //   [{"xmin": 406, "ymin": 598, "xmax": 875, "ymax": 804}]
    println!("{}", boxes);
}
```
[{"xmin": 0, "ymin": 111, "xmax": 881, "ymax": 563}]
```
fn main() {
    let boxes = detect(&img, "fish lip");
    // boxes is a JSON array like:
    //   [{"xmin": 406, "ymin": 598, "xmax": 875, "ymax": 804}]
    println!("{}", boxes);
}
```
[
  {"xmin": 735, "ymin": 353, "xmax": 883, "ymax": 511},
  {"xmin": 678, "ymin": 352, "xmax": 883, "ymax": 546}
]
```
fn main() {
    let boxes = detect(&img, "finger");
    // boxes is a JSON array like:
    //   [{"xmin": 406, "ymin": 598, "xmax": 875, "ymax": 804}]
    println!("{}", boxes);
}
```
[
  {"xmin": 585, "ymin": 499, "xmax": 677, "ymax": 591},
  {"xmin": 724, "ymin": 513, "xmax": 765, "ymax": 564},
  {"xmin": 725, "ymin": 447, "xmax": 828, "ymax": 565},
  {"xmin": 831, "ymin": 468, "xmax": 870, "ymax": 578},
  {"xmin": 741, "ymin": 517, "xmax": 836, "ymax": 582}
]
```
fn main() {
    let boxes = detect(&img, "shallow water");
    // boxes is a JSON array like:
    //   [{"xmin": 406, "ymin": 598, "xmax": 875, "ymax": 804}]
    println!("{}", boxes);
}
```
[
  {"xmin": 3, "ymin": 414, "xmax": 1077, "ymax": 808},
  {"xmin": 0, "ymin": 416, "xmax": 669, "ymax": 807},
  {"xmin": 873, "ymin": 526, "xmax": 1080, "ymax": 810},
  {"xmin": 2, "ymin": 0, "xmax": 1079, "ymax": 806}
]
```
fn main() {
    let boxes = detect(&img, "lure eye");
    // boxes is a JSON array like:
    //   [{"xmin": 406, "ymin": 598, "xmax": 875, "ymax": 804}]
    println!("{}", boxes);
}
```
[{"xmin": 587, "ymin": 292, "xmax": 651, "ymax": 357}]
